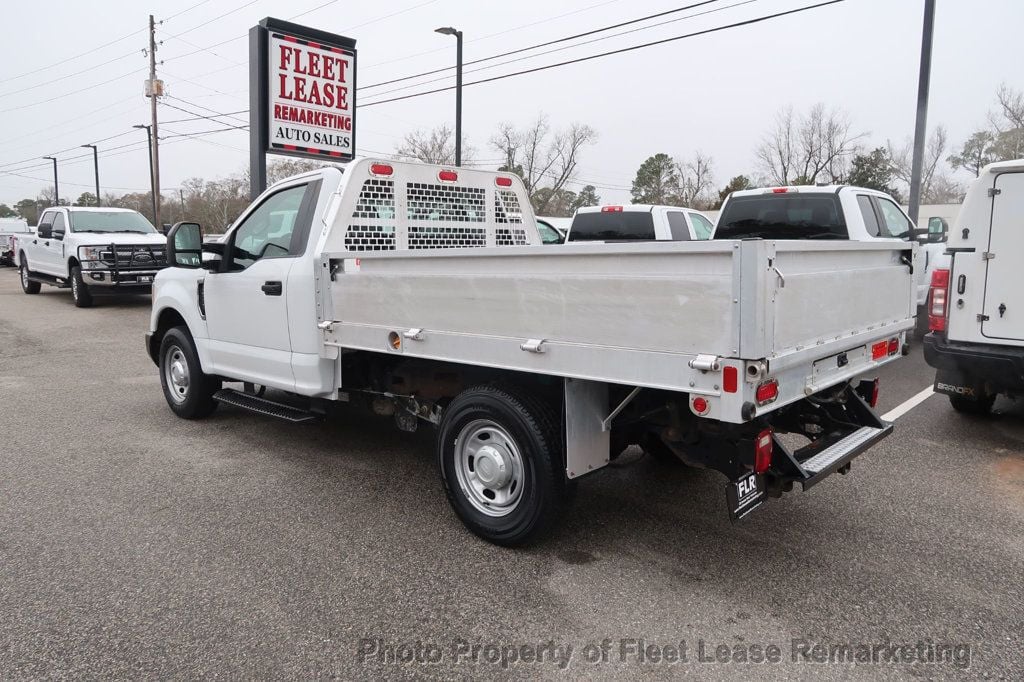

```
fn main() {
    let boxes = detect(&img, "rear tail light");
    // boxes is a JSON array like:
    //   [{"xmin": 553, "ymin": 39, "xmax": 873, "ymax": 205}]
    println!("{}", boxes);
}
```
[
  {"xmin": 369, "ymin": 163, "xmax": 393, "ymax": 176},
  {"xmin": 871, "ymin": 341, "xmax": 888, "ymax": 360},
  {"xmin": 691, "ymin": 396, "xmax": 709, "ymax": 415},
  {"xmin": 928, "ymin": 268, "xmax": 950, "ymax": 332},
  {"xmin": 868, "ymin": 378, "xmax": 880, "ymax": 407},
  {"xmin": 754, "ymin": 429, "xmax": 773, "ymax": 474},
  {"xmin": 495, "ymin": 176, "xmax": 513, "ymax": 187},
  {"xmin": 601, "ymin": 205, "xmax": 623, "ymax": 212},
  {"xmin": 755, "ymin": 379, "xmax": 778, "ymax": 405},
  {"xmin": 438, "ymin": 170, "xmax": 458, "ymax": 182},
  {"xmin": 887, "ymin": 337, "xmax": 899, "ymax": 355},
  {"xmin": 770, "ymin": 187, "xmax": 789, "ymax": 193}
]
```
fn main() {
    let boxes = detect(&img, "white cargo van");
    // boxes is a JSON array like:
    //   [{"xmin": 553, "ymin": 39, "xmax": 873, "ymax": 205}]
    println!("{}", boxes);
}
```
[{"xmin": 924, "ymin": 160, "xmax": 1024, "ymax": 413}]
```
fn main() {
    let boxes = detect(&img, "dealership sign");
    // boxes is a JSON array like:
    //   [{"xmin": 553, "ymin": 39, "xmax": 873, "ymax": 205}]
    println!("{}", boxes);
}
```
[{"xmin": 249, "ymin": 18, "xmax": 357, "ymax": 193}]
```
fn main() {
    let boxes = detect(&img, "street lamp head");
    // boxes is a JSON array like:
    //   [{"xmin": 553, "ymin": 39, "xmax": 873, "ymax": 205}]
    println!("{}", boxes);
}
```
[
  {"xmin": 435, "ymin": 26, "xmax": 460, "ymax": 36},
  {"xmin": 81, "ymin": 144, "xmax": 96, "ymax": 149},
  {"xmin": 133, "ymin": 124, "xmax": 150, "ymax": 130},
  {"xmin": 42, "ymin": 156, "xmax": 56, "ymax": 161}
]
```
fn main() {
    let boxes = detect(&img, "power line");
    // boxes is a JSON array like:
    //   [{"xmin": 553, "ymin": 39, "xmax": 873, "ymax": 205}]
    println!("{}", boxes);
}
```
[
  {"xmin": 160, "ymin": 100, "xmax": 249, "ymax": 130},
  {"xmin": 0, "ymin": 67, "xmax": 147, "ymax": 114},
  {"xmin": 0, "ymin": 28, "xmax": 144, "ymax": 86},
  {"xmin": 361, "ymin": 0, "xmax": 848, "ymax": 108},
  {"xmin": 161, "ymin": 109, "xmax": 249, "ymax": 125},
  {"xmin": 364, "ymin": 0, "xmax": 760, "ymax": 100},
  {"xmin": 359, "ymin": 0, "xmax": 722, "ymax": 92}
]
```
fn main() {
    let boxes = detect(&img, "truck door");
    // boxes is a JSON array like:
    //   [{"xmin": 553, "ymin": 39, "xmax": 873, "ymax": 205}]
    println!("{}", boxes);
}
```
[
  {"xmin": 202, "ymin": 182, "xmax": 318, "ymax": 387},
  {"xmin": 981, "ymin": 171, "xmax": 1024, "ymax": 341},
  {"xmin": 46, "ymin": 212, "xmax": 68, "ymax": 275}
]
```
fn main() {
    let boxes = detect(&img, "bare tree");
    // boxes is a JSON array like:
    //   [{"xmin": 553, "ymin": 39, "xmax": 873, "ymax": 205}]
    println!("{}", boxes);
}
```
[
  {"xmin": 267, "ymin": 158, "xmax": 329, "ymax": 184},
  {"xmin": 756, "ymin": 104, "xmax": 862, "ymax": 185},
  {"xmin": 677, "ymin": 151, "xmax": 715, "ymax": 208},
  {"xmin": 394, "ymin": 124, "xmax": 473, "ymax": 166},
  {"xmin": 489, "ymin": 115, "xmax": 597, "ymax": 214},
  {"xmin": 887, "ymin": 126, "xmax": 959, "ymax": 203}
]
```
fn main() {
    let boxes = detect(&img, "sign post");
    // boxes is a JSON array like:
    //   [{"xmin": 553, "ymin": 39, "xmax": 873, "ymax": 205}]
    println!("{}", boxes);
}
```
[{"xmin": 249, "ymin": 18, "xmax": 357, "ymax": 200}]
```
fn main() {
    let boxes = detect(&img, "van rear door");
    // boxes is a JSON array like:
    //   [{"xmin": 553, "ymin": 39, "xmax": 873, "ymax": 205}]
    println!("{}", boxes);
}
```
[{"xmin": 981, "ymin": 171, "xmax": 1024, "ymax": 341}]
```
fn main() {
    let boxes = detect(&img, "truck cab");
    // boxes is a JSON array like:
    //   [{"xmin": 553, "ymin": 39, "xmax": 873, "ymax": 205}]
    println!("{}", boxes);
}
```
[
  {"xmin": 924, "ymin": 159, "xmax": 1024, "ymax": 413},
  {"xmin": 15, "ymin": 206, "xmax": 168, "ymax": 307},
  {"xmin": 566, "ymin": 204, "xmax": 715, "ymax": 243},
  {"xmin": 1, "ymin": 218, "xmax": 32, "ymax": 266}
]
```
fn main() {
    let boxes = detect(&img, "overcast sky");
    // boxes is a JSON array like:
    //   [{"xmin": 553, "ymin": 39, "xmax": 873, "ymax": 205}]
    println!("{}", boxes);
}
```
[{"xmin": 1, "ymin": 0, "xmax": 1021, "ymax": 208}]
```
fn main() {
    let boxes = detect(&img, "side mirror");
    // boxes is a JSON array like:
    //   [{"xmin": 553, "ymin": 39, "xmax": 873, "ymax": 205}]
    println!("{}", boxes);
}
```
[
  {"xmin": 38, "ymin": 224, "xmax": 52, "ymax": 239},
  {"xmin": 166, "ymin": 221, "xmax": 203, "ymax": 268},
  {"xmin": 52, "ymin": 229, "xmax": 65, "ymax": 241}
]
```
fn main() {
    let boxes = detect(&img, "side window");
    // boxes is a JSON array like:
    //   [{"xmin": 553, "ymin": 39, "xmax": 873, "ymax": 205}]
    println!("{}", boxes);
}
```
[
  {"xmin": 857, "ymin": 196, "xmax": 881, "ymax": 237},
  {"xmin": 666, "ymin": 212, "xmax": 691, "ymax": 241},
  {"xmin": 52, "ymin": 212, "xmax": 66, "ymax": 236},
  {"xmin": 37, "ymin": 211, "xmax": 54, "ymax": 237},
  {"xmin": 690, "ymin": 213, "xmax": 714, "ymax": 240},
  {"xmin": 229, "ymin": 185, "xmax": 309, "ymax": 270},
  {"xmin": 874, "ymin": 197, "xmax": 912, "ymax": 239}
]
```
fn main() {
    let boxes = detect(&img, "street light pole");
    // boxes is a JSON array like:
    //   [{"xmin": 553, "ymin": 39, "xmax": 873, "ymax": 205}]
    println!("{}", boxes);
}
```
[
  {"xmin": 435, "ymin": 26, "xmax": 463, "ymax": 167},
  {"xmin": 42, "ymin": 156, "xmax": 59, "ymax": 205},
  {"xmin": 81, "ymin": 144, "xmax": 100, "ymax": 206},
  {"xmin": 908, "ymin": 0, "xmax": 936, "ymax": 226},
  {"xmin": 133, "ymin": 124, "xmax": 158, "ymax": 224}
]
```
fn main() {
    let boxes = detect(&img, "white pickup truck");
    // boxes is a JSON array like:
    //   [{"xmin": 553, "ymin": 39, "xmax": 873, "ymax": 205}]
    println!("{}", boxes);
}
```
[
  {"xmin": 148, "ymin": 159, "xmax": 915, "ymax": 545},
  {"xmin": 14, "ymin": 206, "xmax": 168, "ymax": 307},
  {"xmin": 715, "ymin": 185, "xmax": 941, "ymax": 317},
  {"xmin": 924, "ymin": 159, "xmax": 1024, "ymax": 414},
  {"xmin": 566, "ymin": 204, "xmax": 715, "ymax": 242},
  {"xmin": 1, "ymin": 218, "xmax": 32, "ymax": 266}
]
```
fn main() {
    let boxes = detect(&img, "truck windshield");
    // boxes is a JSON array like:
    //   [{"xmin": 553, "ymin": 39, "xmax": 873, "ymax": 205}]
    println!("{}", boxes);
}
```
[
  {"xmin": 568, "ymin": 211, "xmax": 655, "ymax": 242},
  {"xmin": 716, "ymin": 194, "xmax": 847, "ymax": 240},
  {"xmin": 70, "ymin": 211, "xmax": 157, "ymax": 234}
]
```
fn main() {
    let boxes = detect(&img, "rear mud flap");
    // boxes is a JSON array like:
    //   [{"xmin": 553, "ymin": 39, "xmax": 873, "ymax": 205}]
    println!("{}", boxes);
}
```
[
  {"xmin": 726, "ymin": 472, "xmax": 767, "ymax": 521},
  {"xmin": 933, "ymin": 369, "xmax": 985, "ymax": 399}
]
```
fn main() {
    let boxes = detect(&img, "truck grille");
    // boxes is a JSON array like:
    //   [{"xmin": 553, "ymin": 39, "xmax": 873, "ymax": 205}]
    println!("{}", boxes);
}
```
[{"xmin": 100, "ymin": 245, "xmax": 166, "ymax": 268}]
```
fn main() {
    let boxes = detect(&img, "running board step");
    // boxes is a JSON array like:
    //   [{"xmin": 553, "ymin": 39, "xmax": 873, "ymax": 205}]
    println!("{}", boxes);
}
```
[
  {"xmin": 213, "ymin": 389, "xmax": 320, "ymax": 423},
  {"xmin": 800, "ymin": 426, "xmax": 884, "ymax": 474}
]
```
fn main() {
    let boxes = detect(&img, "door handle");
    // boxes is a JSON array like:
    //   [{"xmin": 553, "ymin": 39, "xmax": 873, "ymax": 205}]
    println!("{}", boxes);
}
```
[{"xmin": 261, "ymin": 281, "xmax": 283, "ymax": 296}]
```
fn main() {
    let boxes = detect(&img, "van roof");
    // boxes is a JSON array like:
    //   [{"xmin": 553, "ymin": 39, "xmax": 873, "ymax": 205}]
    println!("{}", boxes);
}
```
[{"xmin": 982, "ymin": 159, "xmax": 1024, "ymax": 174}]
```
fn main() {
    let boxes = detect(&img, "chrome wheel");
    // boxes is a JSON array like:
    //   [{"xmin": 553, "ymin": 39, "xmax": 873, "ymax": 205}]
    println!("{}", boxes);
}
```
[
  {"xmin": 454, "ymin": 419, "xmax": 525, "ymax": 517},
  {"xmin": 163, "ymin": 345, "xmax": 190, "ymax": 404},
  {"xmin": 21, "ymin": 264, "xmax": 28, "ymax": 287}
]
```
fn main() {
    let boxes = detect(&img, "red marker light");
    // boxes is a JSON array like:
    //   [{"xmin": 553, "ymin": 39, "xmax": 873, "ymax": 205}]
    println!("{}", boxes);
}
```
[
  {"xmin": 438, "ymin": 170, "xmax": 458, "ymax": 182},
  {"xmin": 887, "ymin": 337, "xmax": 900, "ymax": 355},
  {"xmin": 772, "ymin": 187, "xmax": 788, "ymax": 194},
  {"xmin": 754, "ymin": 428, "xmax": 773, "ymax": 474},
  {"xmin": 601, "ymin": 205, "xmax": 624, "ymax": 212},
  {"xmin": 723, "ymin": 366, "xmax": 738, "ymax": 393},
  {"xmin": 692, "ymin": 397, "xmax": 709, "ymax": 414},
  {"xmin": 369, "ymin": 163, "xmax": 393, "ymax": 176},
  {"xmin": 495, "ymin": 176, "xmax": 513, "ymax": 187},
  {"xmin": 871, "ymin": 341, "xmax": 888, "ymax": 360}
]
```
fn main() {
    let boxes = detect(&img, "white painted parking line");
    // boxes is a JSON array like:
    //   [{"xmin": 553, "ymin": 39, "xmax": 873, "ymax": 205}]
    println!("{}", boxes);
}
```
[{"xmin": 881, "ymin": 386, "xmax": 936, "ymax": 422}]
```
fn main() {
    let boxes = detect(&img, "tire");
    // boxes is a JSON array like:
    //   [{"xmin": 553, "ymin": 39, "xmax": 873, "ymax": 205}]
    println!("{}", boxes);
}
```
[
  {"xmin": 437, "ymin": 384, "xmax": 567, "ymax": 546},
  {"xmin": 949, "ymin": 391, "xmax": 996, "ymax": 415},
  {"xmin": 159, "ymin": 326, "xmax": 220, "ymax": 419},
  {"xmin": 19, "ymin": 258, "xmax": 40, "ymax": 294},
  {"xmin": 70, "ymin": 265, "xmax": 93, "ymax": 308}
]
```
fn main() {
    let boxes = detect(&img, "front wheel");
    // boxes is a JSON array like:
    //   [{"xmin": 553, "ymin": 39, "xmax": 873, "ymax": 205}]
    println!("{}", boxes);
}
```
[
  {"xmin": 20, "ymin": 259, "xmax": 40, "ymax": 294},
  {"xmin": 437, "ymin": 384, "xmax": 567, "ymax": 546},
  {"xmin": 159, "ymin": 326, "xmax": 220, "ymax": 419},
  {"xmin": 70, "ymin": 266, "xmax": 93, "ymax": 308}
]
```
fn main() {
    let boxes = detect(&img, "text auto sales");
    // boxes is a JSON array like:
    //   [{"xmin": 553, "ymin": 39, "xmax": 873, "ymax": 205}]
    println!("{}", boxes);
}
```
[{"xmin": 273, "ymin": 43, "xmax": 352, "ymax": 148}]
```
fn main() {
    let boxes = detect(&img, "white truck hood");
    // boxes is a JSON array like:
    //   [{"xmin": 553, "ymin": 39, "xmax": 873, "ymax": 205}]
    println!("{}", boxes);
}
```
[{"xmin": 74, "ymin": 232, "xmax": 166, "ymax": 246}]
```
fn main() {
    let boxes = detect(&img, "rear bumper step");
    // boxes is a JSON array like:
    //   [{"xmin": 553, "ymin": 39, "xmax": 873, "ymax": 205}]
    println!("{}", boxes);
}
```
[
  {"xmin": 214, "ymin": 389, "xmax": 320, "ymax": 423},
  {"xmin": 796, "ymin": 424, "xmax": 891, "ymax": 487}
]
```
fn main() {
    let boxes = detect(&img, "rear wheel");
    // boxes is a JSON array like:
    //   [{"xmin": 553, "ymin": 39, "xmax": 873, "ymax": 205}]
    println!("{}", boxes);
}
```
[
  {"xmin": 437, "ymin": 384, "xmax": 567, "ymax": 546},
  {"xmin": 159, "ymin": 326, "xmax": 220, "ymax": 419},
  {"xmin": 20, "ymin": 258, "xmax": 40, "ymax": 294},
  {"xmin": 70, "ymin": 266, "xmax": 93, "ymax": 308},
  {"xmin": 949, "ymin": 391, "xmax": 996, "ymax": 415}
]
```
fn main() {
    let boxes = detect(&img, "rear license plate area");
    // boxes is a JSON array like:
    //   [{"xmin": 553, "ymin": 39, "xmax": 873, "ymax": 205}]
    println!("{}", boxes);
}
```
[{"xmin": 726, "ymin": 472, "xmax": 766, "ymax": 521}]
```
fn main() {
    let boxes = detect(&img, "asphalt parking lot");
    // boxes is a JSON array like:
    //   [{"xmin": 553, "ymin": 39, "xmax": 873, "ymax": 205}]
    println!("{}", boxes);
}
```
[{"xmin": 1, "ymin": 271, "xmax": 1022, "ymax": 680}]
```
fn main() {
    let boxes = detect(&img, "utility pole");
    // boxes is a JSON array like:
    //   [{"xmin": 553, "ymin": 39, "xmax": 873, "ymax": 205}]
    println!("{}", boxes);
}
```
[
  {"xmin": 179, "ymin": 188, "xmax": 185, "ymax": 219},
  {"xmin": 42, "ymin": 156, "xmax": 58, "ymax": 205},
  {"xmin": 908, "ymin": 0, "xmax": 936, "ymax": 226},
  {"xmin": 81, "ymin": 144, "xmax": 100, "ymax": 206},
  {"xmin": 147, "ymin": 15, "xmax": 162, "ymax": 228}
]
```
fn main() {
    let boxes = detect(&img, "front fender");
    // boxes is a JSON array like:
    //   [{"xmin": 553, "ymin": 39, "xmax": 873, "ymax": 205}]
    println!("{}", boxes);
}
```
[{"xmin": 150, "ymin": 269, "xmax": 212, "ymax": 370}]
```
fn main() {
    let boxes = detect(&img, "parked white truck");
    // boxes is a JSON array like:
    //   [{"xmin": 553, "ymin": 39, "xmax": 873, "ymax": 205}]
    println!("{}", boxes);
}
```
[
  {"xmin": 924, "ymin": 159, "xmax": 1024, "ymax": 414},
  {"xmin": 1, "ymin": 218, "xmax": 32, "ymax": 266},
  {"xmin": 14, "ymin": 206, "xmax": 168, "ymax": 307},
  {"xmin": 566, "ymin": 204, "xmax": 715, "ymax": 242},
  {"xmin": 148, "ymin": 159, "xmax": 915, "ymax": 545}
]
